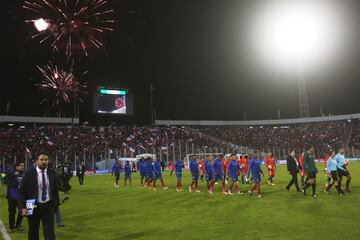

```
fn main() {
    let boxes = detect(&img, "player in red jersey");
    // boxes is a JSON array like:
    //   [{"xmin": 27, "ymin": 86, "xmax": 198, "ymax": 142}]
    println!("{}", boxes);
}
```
[
  {"xmin": 222, "ymin": 156, "xmax": 229, "ymax": 184},
  {"xmin": 323, "ymin": 148, "xmax": 333, "ymax": 190},
  {"xmin": 239, "ymin": 154, "xmax": 249, "ymax": 184},
  {"xmin": 265, "ymin": 153, "xmax": 276, "ymax": 185},
  {"xmin": 198, "ymin": 158, "xmax": 205, "ymax": 182},
  {"xmin": 298, "ymin": 152, "xmax": 305, "ymax": 186}
]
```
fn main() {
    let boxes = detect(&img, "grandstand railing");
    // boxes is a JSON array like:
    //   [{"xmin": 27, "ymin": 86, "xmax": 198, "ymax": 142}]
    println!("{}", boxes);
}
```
[{"xmin": 155, "ymin": 113, "xmax": 360, "ymax": 126}]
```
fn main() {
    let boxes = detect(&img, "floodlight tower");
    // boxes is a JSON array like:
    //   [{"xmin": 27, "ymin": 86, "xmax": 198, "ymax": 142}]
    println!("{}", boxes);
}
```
[{"xmin": 297, "ymin": 70, "xmax": 310, "ymax": 118}]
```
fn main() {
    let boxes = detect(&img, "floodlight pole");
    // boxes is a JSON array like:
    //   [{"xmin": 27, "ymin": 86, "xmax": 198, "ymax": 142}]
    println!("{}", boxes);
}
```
[
  {"xmin": 297, "ymin": 68, "xmax": 310, "ymax": 118},
  {"xmin": 150, "ymin": 84, "xmax": 154, "ymax": 125}
]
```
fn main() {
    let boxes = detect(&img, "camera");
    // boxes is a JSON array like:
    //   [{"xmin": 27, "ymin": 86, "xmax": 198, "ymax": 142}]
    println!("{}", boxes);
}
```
[{"xmin": 54, "ymin": 163, "xmax": 73, "ymax": 193}]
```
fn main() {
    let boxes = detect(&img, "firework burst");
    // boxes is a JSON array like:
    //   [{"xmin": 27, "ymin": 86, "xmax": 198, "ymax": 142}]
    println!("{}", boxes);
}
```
[
  {"xmin": 37, "ymin": 62, "xmax": 87, "ymax": 114},
  {"xmin": 24, "ymin": 0, "xmax": 115, "ymax": 57}
]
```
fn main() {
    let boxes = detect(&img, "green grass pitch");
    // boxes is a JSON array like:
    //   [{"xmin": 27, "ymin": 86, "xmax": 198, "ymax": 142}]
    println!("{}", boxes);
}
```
[{"xmin": 1, "ymin": 162, "xmax": 360, "ymax": 240}]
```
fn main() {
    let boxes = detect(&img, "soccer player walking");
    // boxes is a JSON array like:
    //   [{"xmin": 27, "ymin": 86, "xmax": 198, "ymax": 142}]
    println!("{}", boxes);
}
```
[
  {"xmin": 227, "ymin": 154, "xmax": 243, "ymax": 195},
  {"xmin": 124, "ymin": 161, "xmax": 132, "ymax": 187},
  {"xmin": 247, "ymin": 151, "xmax": 264, "ymax": 198},
  {"xmin": 111, "ymin": 160, "xmax": 122, "ymax": 188},
  {"xmin": 204, "ymin": 156, "xmax": 214, "ymax": 194},
  {"xmin": 198, "ymin": 158, "xmax": 205, "ymax": 182},
  {"xmin": 302, "ymin": 146, "xmax": 318, "ymax": 197},
  {"xmin": 265, "ymin": 153, "xmax": 276, "ymax": 185},
  {"xmin": 212, "ymin": 155, "xmax": 227, "ymax": 194},
  {"xmin": 335, "ymin": 147, "xmax": 351, "ymax": 193},
  {"xmin": 189, "ymin": 156, "xmax": 200, "ymax": 192},
  {"xmin": 298, "ymin": 152, "xmax": 305, "ymax": 186},
  {"xmin": 153, "ymin": 158, "xmax": 168, "ymax": 191},
  {"xmin": 171, "ymin": 159, "xmax": 185, "ymax": 192},
  {"xmin": 239, "ymin": 155, "xmax": 249, "ymax": 184},
  {"xmin": 325, "ymin": 151, "xmax": 342, "ymax": 195},
  {"xmin": 138, "ymin": 158, "xmax": 146, "ymax": 186},
  {"xmin": 145, "ymin": 158, "xmax": 155, "ymax": 190}
]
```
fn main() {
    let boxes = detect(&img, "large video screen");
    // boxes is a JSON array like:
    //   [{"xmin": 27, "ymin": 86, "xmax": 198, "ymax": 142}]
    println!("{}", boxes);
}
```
[{"xmin": 97, "ymin": 89, "xmax": 127, "ymax": 114}]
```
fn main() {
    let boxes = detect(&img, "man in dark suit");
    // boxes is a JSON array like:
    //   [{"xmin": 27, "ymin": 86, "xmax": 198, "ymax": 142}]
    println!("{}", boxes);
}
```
[
  {"xmin": 285, "ymin": 150, "xmax": 301, "ymax": 192},
  {"xmin": 76, "ymin": 163, "xmax": 85, "ymax": 185},
  {"xmin": 19, "ymin": 153, "xmax": 59, "ymax": 240}
]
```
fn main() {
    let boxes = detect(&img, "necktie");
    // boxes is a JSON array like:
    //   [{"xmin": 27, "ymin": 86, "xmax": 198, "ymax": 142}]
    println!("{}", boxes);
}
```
[{"xmin": 41, "ymin": 170, "xmax": 47, "ymax": 201}]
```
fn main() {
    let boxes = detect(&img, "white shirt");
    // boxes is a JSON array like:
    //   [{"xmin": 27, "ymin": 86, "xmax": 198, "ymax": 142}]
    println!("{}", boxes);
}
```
[{"xmin": 36, "ymin": 166, "xmax": 50, "ymax": 203}]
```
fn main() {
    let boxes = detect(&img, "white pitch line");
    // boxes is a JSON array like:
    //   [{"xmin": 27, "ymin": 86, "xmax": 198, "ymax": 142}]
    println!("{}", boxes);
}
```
[{"xmin": 0, "ymin": 217, "xmax": 11, "ymax": 240}]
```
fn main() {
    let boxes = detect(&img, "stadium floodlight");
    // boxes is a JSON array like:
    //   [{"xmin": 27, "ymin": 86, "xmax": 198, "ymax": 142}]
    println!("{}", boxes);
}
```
[
  {"xmin": 248, "ymin": 0, "xmax": 349, "ymax": 117},
  {"xmin": 250, "ymin": 0, "xmax": 347, "ymax": 71}
]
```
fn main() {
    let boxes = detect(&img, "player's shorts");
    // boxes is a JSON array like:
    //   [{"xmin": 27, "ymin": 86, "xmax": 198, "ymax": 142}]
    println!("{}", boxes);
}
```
[
  {"xmin": 114, "ymin": 173, "xmax": 120, "ymax": 179},
  {"xmin": 268, "ymin": 169, "xmax": 275, "ymax": 177},
  {"xmin": 330, "ymin": 171, "xmax": 338, "ymax": 181},
  {"xmin": 176, "ymin": 172, "xmax": 182, "ymax": 180},
  {"xmin": 125, "ymin": 173, "xmax": 131, "ymax": 178},
  {"xmin": 337, "ymin": 168, "xmax": 349, "ymax": 177},
  {"xmin": 191, "ymin": 172, "xmax": 199, "ymax": 180},
  {"xmin": 213, "ymin": 172, "xmax": 223, "ymax": 181},
  {"xmin": 253, "ymin": 177, "xmax": 261, "ymax": 184},
  {"xmin": 230, "ymin": 173, "xmax": 238, "ymax": 182},
  {"xmin": 140, "ymin": 171, "xmax": 145, "ymax": 177},
  {"xmin": 205, "ymin": 174, "xmax": 213, "ymax": 182},
  {"xmin": 242, "ymin": 168, "xmax": 248, "ymax": 174},
  {"xmin": 154, "ymin": 172, "xmax": 162, "ymax": 179},
  {"xmin": 147, "ymin": 172, "xmax": 154, "ymax": 179},
  {"xmin": 307, "ymin": 171, "xmax": 316, "ymax": 179}
]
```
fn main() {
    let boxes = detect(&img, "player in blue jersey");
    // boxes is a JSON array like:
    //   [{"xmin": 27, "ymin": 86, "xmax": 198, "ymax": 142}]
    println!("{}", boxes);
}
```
[
  {"xmin": 212, "ymin": 155, "xmax": 227, "ymax": 194},
  {"xmin": 325, "ymin": 151, "xmax": 342, "ymax": 195},
  {"xmin": 227, "ymin": 154, "xmax": 242, "ymax": 195},
  {"xmin": 335, "ymin": 147, "xmax": 351, "ymax": 193},
  {"xmin": 171, "ymin": 159, "xmax": 185, "ymax": 192},
  {"xmin": 248, "ymin": 151, "xmax": 264, "ymax": 198},
  {"xmin": 138, "ymin": 158, "xmax": 146, "ymax": 186},
  {"xmin": 188, "ymin": 156, "xmax": 200, "ymax": 192},
  {"xmin": 124, "ymin": 161, "xmax": 132, "ymax": 187},
  {"xmin": 153, "ymin": 158, "xmax": 168, "ymax": 191},
  {"xmin": 146, "ymin": 158, "xmax": 155, "ymax": 190},
  {"xmin": 204, "ymin": 156, "xmax": 214, "ymax": 194},
  {"xmin": 111, "ymin": 160, "xmax": 122, "ymax": 188}
]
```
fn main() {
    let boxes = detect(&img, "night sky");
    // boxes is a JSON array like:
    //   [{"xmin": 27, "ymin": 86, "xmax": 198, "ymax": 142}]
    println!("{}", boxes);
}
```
[{"xmin": 1, "ymin": 0, "xmax": 360, "ymax": 125}]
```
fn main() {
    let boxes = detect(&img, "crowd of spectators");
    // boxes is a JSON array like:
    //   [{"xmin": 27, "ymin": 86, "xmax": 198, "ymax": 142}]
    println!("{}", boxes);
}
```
[
  {"xmin": 200, "ymin": 120, "xmax": 360, "ymax": 155},
  {"xmin": 0, "ymin": 125, "xmax": 226, "ymax": 166},
  {"xmin": 1, "ymin": 120, "xmax": 359, "ymax": 169}
]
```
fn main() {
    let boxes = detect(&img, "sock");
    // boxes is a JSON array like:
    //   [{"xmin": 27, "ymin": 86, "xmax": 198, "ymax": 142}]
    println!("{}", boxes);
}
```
[
  {"xmin": 346, "ymin": 179, "xmax": 351, "ymax": 190},
  {"xmin": 326, "ymin": 183, "xmax": 333, "ymax": 191},
  {"xmin": 303, "ymin": 182, "xmax": 310, "ymax": 190},
  {"xmin": 312, "ymin": 184, "xmax": 316, "ymax": 196},
  {"xmin": 336, "ymin": 185, "xmax": 341, "ymax": 194},
  {"xmin": 256, "ymin": 184, "xmax": 260, "ymax": 194}
]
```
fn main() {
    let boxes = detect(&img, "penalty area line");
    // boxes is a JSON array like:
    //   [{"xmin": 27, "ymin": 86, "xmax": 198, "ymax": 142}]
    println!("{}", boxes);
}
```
[{"xmin": 0, "ymin": 217, "xmax": 11, "ymax": 240}]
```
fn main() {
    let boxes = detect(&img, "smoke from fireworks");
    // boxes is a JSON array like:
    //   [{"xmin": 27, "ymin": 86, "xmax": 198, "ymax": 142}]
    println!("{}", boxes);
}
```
[
  {"xmin": 24, "ymin": 0, "xmax": 114, "ymax": 57},
  {"xmin": 37, "ymin": 62, "xmax": 87, "ymax": 114}
]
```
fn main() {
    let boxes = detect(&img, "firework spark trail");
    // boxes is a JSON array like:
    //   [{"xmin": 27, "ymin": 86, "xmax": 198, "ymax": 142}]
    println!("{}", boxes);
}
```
[
  {"xmin": 37, "ymin": 62, "xmax": 87, "ymax": 109},
  {"xmin": 24, "ymin": 0, "xmax": 114, "ymax": 57}
]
